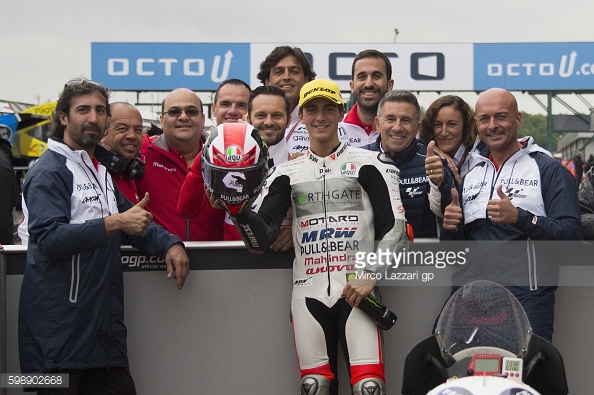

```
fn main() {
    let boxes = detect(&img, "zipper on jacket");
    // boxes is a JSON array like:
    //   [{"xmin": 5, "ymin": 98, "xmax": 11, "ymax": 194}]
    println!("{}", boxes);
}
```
[
  {"xmin": 69, "ymin": 254, "xmax": 80, "ymax": 303},
  {"xmin": 81, "ymin": 159, "xmax": 110, "ymax": 217},
  {"xmin": 485, "ymin": 162, "xmax": 497, "ymax": 237},
  {"xmin": 527, "ymin": 238, "xmax": 538, "ymax": 290},
  {"xmin": 322, "ymin": 162, "xmax": 331, "ymax": 297},
  {"xmin": 485, "ymin": 156, "xmax": 516, "ymax": 237}
]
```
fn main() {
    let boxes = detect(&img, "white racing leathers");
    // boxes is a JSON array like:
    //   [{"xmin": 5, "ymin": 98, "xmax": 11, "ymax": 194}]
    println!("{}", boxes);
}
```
[{"xmin": 235, "ymin": 143, "xmax": 407, "ymax": 393}]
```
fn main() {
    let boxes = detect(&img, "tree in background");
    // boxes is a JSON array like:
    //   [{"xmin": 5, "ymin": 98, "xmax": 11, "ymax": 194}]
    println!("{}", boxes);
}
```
[{"xmin": 518, "ymin": 111, "xmax": 561, "ymax": 149}]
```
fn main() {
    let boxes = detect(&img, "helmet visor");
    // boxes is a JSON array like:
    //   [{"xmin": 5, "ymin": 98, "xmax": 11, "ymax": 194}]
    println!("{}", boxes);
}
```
[{"xmin": 202, "ymin": 157, "xmax": 267, "ymax": 208}]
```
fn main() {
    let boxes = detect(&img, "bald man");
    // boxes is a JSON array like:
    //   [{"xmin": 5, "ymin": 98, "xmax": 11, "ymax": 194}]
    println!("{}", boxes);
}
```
[
  {"xmin": 440, "ymin": 88, "xmax": 582, "ymax": 342},
  {"xmin": 98, "ymin": 102, "xmax": 145, "ymax": 203}
]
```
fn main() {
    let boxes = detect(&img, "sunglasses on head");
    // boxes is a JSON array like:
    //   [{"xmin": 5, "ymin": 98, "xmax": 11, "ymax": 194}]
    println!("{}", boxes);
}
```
[{"xmin": 65, "ymin": 78, "xmax": 102, "ymax": 88}]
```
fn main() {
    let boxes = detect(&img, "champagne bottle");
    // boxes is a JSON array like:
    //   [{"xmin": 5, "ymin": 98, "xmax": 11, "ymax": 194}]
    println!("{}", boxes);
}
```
[{"xmin": 358, "ymin": 293, "xmax": 397, "ymax": 330}]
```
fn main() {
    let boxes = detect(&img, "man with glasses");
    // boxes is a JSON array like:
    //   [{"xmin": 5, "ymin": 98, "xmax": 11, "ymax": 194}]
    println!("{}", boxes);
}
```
[
  {"xmin": 136, "ymin": 87, "xmax": 224, "ymax": 241},
  {"xmin": 18, "ymin": 78, "xmax": 189, "ymax": 394}
]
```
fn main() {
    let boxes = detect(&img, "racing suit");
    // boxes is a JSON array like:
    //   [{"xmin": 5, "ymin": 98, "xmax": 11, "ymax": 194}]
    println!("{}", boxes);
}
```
[{"xmin": 234, "ymin": 143, "xmax": 408, "ymax": 393}]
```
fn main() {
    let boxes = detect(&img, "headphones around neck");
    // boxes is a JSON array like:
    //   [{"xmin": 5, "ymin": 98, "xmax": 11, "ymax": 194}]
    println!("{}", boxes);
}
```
[{"xmin": 95, "ymin": 144, "xmax": 145, "ymax": 181}]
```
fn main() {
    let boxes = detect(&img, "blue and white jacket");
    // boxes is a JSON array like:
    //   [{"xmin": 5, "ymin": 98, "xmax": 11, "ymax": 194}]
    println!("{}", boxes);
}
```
[
  {"xmin": 442, "ymin": 137, "xmax": 582, "ymax": 287},
  {"xmin": 19, "ymin": 137, "xmax": 182, "ymax": 373}
]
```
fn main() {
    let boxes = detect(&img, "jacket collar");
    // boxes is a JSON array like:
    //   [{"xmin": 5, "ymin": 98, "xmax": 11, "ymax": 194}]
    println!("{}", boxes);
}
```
[
  {"xmin": 470, "ymin": 136, "xmax": 552, "ymax": 165},
  {"xmin": 307, "ymin": 142, "xmax": 349, "ymax": 163},
  {"xmin": 344, "ymin": 103, "xmax": 374, "ymax": 133},
  {"xmin": 48, "ymin": 136, "xmax": 94, "ymax": 168},
  {"xmin": 381, "ymin": 137, "xmax": 418, "ymax": 167}
]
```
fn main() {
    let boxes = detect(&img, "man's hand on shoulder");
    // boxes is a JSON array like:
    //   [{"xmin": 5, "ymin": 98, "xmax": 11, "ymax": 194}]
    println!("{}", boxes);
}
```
[{"xmin": 105, "ymin": 193, "xmax": 153, "ymax": 236}]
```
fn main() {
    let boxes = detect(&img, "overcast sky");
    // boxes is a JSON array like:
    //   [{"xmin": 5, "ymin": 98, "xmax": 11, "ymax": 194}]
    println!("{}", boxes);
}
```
[{"xmin": 3, "ymin": 0, "xmax": 594, "ymax": 116}]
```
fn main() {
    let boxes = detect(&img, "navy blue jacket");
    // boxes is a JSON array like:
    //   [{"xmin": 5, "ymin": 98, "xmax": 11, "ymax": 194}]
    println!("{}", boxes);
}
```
[
  {"xmin": 363, "ymin": 138, "xmax": 453, "ymax": 237},
  {"xmin": 19, "ymin": 138, "xmax": 182, "ymax": 373},
  {"xmin": 441, "ymin": 137, "xmax": 582, "ymax": 287}
]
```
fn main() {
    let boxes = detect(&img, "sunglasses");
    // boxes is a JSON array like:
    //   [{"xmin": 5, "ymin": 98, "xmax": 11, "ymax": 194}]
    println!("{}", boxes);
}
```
[
  {"xmin": 162, "ymin": 108, "xmax": 202, "ymax": 118},
  {"xmin": 65, "ymin": 77, "xmax": 103, "ymax": 87}
]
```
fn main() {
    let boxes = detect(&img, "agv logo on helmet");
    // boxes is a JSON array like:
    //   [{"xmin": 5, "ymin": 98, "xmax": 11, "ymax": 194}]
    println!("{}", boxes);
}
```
[
  {"xmin": 201, "ymin": 122, "xmax": 269, "ymax": 216},
  {"xmin": 225, "ymin": 145, "xmax": 243, "ymax": 163}
]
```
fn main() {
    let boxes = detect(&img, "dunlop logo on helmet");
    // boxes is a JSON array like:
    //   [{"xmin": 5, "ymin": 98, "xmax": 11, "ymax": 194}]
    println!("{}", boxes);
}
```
[
  {"xmin": 298, "ymin": 79, "xmax": 344, "ymax": 107},
  {"xmin": 303, "ymin": 86, "xmax": 337, "ymax": 99}
]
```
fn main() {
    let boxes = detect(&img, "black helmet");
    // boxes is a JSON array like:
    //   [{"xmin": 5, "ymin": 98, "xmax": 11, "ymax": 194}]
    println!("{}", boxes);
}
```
[{"xmin": 201, "ymin": 122, "xmax": 268, "ymax": 215}]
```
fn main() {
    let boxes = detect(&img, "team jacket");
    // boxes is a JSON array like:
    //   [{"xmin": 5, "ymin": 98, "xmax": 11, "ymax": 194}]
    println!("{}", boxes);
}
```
[
  {"xmin": 442, "ymin": 137, "xmax": 582, "ymax": 287},
  {"xmin": 19, "ymin": 137, "xmax": 182, "ymax": 373},
  {"xmin": 363, "ymin": 138, "xmax": 453, "ymax": 238},
  {"xmin": 137, "ymin": 134, "xmax": 224, "ymax": 241},
  {"xmin": 235, "ymin": 143, "xmax": 408, "ymax": 307},
  {"xmin": 458, "ymin": 140, "xmax": 489, "ymax": 180},
  {"xmin": 341, "ymin": 103, "xmax": 379, "ymax": 148}
]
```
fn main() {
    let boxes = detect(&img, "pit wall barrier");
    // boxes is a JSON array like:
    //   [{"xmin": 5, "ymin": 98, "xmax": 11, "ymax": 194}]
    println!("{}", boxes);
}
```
[{"xmin": 1, "ymin": 241, "xmax": 593, "ymax": 394}]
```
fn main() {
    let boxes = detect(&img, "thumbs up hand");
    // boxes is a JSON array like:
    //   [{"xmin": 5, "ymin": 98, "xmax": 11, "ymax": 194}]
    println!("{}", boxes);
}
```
[
  {"xmin": 427, "ymin": 140, "xmax": 435, "ymax": 157},
  {"xmin": 136, "ymin": 192, "xmax": 150, "ymax": 209},
  {"xmin": 119, "ymin": 192, "xmax": 154, "ymax": 235},
  {"xmin": 487, "ymin": 185, "xmax": 519, "ymax": 224},
  {"xmin": 425, "ymin": 141, "xmax": 444, "ymax": 185},
  {"xmin": 443, "ymin": 188, "xmax": 463, "ymax": 231}
]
